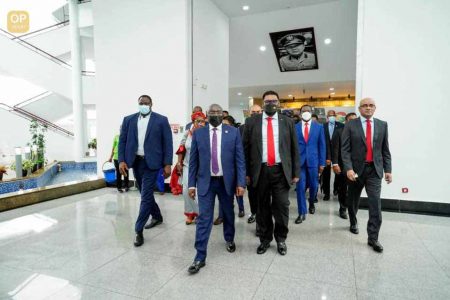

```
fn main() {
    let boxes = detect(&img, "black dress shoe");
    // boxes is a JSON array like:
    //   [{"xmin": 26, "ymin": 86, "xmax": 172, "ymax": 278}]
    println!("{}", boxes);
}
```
[
  {"xmin": 257, "ymin": 242, "xmax": 270, "ymax": 254},
  {"xmin": 226, "ymin": 241, "xmax": 236, "ymax": 253},
  {"xmin": 247, "ymin": 214, "xmax": 256, "ymax": 224},
  {"xmin": 314, "ymin": 198, "xmax": 318, "ymax": 203},
  {"xmin": 323, "ymin": 195, "xmax": 330, "ymax": 201},
  {"xmin": 339, "ymin": 209, "xmax": 348, "ymax": 219},
  {"xmin": 309, "ymin": 206, "xmax": 315, "ymax": 214},
  {"xmin": 238, "ymin": 211, "xmax": 245, "ymax": 218},
  {"xmin": 117, "ymin": 189, "xmax": 123, "ymax": 193},
  {"xmin": 134, "ymin": 232, "xmax": 144, "ymax": 247},
  {"xmin": 188, "ymin": 260, "xmax": 205, "ymax": 274},
  {"xmin": 277, "ymin": 242, "xmax": 287, "ymax": 256},
  {"xmin": 295, "ymin": 215, "xmax": 303, "ymax": 224},
  {"xmin": 333, "ymin": 189, "xmax": 338, "ymax": 196},
  {"xmin": 144, "ymin": 218, "xmax": 163, "ymax": 229},
  {"xmin": 368, "ymin": 240, "xmax": 384, "ymax": 253},
  {"xmin": 301, "ymin": 214, "xmax": 306, "ymax": 221},
  {"xmin": 350, "ymin": 224, "xmax": 359, "ymax": 234},
  {"xmin": 124, "ymin": 187, "xmax": 130, "ymax": 192}
]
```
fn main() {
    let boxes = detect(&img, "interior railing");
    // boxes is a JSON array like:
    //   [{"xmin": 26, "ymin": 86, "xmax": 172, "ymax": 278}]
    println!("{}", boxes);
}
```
[{"xmin": 0, "ymin": 103, "xmax": 74, "ymax": 137}]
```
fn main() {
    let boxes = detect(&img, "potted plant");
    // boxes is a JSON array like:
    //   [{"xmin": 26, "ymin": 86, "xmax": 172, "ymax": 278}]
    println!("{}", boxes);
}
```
[
  {"xmin": 10, "ymin": 163, "xmax": 27, "ymax": 177},
  {"xmin": 22, "ymin": 159, "xmax": 34, "ymax": 177},
  {"xmin": 29, "ymin": 120, "xmax": 47, "ymax": 169},
  {"xmin": 0, "ymin": 165, "xmax": 7, "ymax": 181},
  {"xmin": 88, "ymin": 138, "xmax": 97, "ymax": 157}
]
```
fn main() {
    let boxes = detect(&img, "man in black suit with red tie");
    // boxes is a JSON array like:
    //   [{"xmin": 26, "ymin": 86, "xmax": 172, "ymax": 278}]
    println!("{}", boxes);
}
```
[
  {"xmin": 341, "ymin": 98, "xmax": 392, "ymax": 253},
  {"xmin": 243, "ymin": 91, "xmax": 300, "ymax": 256}
]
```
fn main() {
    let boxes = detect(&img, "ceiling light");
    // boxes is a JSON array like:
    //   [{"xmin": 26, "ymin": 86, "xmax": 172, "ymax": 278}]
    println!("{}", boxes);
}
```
[
  {"xmin": 329, "ymin": 87, "xmax": 334, "ymax": 91},
  {"xmin": 324, "ymin": 38, "xmax": 332, "ymax": 45},
  {"xmin": 237, "ymin": 92, "xmax": 242, "ymax": 96},
  {"xmin": 288, "ymin": 94, "xmax": 293, "ymax": 97},
  {"xmin": 259, "ymin": 45, "xmax": 266, "ymax": 52},
  {"xmin": 330, "ymin": 92, "xmax": 335, "ymax": 95},
  {"xmin": 242, "ymin": 5, "xmax": 250, "ymax": 11}
]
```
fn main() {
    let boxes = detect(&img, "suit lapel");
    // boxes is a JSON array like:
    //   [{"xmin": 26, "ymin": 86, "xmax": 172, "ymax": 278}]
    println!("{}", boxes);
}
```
[
  {"xmin": 131, "ymin": 113, "xmax": 139, "ymax": 144},
  {"xmin": 373, "ymin": 118, "xmax": 380, "ymax": 147},
  {"xmin": 256, "ymin": 114, "xmax": 263, "ymax": 157},
  {"xmin": 144, "ymin": 113, "xmax": 155, "ymax": 143},
  {"xmin": 357, "ymin": 117, "xmax": 367, "ymax": 146}
]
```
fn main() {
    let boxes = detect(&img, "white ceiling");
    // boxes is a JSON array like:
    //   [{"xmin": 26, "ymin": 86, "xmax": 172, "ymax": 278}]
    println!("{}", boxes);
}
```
[
  {"xmin": 210, "ymin": 0, "xmax": 339, "ymax": 17},
  {"xmin": 229, "ymin": 80, "xmax": 355, "ymax": 106}
]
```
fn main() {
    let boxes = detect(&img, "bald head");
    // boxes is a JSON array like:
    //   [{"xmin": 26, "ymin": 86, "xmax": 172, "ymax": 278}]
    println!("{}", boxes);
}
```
[
  {"xmin": 358, "ymin": 98, "xmax": 376, "ymax": 119},
  {"xmin": 250, "ymin": 104, "xmax": 262, "ymax": 116}
]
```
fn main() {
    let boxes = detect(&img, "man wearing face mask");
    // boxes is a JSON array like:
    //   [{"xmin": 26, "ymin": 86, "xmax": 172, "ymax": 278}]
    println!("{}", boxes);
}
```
[
  {"xmin": 243, "ymin": 91, "xmax": 300, "ymax": 256},
  {"xmin": 118, "ymin": 95, "xmax": 173, "ymax": 247},
  {"xmin": 187, "ymin": 104, "xmax": 246, "ymax": 274},
  {"xmin": 323, "ymin": 110, "xmax": 344, "ymax": 201},
  {"xmin": 341, "ymin": 98, "xmax": 392, "ymax": 253},
  {"xmin": 240, "ymin": 104, "xmax": 262, "ymax": 229},
  {"xmin": 294, "ymin": 105, "xmax": 326, "ymax": 223}
]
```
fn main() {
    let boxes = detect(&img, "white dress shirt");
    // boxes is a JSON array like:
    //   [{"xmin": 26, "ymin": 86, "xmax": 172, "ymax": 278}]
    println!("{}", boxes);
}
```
[
  {"xmin": 262, "ymin": 112, "xmax": 281, "ymax": 163},
  {"xmin": 301, "ymin": 120, "xmax": 312, "ymax": 139},
  {"xmin": 210, "ymin": 124, "xmax": 223, "ymax": 176},
  {"xmin": 136, "ymin": 113, "xmax": 151, "ymax": 156}
]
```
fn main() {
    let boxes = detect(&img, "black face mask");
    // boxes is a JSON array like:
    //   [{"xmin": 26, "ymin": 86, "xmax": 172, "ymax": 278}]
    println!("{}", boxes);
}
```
[
  {"xmin": 264, "ymin": 104, "xmax": 278, "ymax": 116},
  {"xmin": 208, "ymin": 116, "xmax": 223, "ymax": 127}
]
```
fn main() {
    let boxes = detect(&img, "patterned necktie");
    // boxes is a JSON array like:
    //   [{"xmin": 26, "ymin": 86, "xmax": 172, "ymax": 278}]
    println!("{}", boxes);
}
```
[
  {"xmin": 212, "ymin": 128, "xmax": 219, "ymax": 174},
  {"xmin": 365, "ymin": 120, "xmax": 373, "ymax": 162},
  {"xmin": 304, "ymin": 122, "xmax": 309, "ymax": 143},
  {"xmin": 267, "ymin": 117, "xmax": 275, "ymax": 166}
]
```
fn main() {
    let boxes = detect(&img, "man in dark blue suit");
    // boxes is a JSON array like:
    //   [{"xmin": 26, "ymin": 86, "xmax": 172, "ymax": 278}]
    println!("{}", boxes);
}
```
[
  {"xmin": 187, "ymin": 104, "xmax": 246, "ymax": 274},
  {"xmin": 118, "ymin": 95, "xmax": 173, "ymax": 247},
  {"xmin": 294, "ymin": 104, "xmax": 326, "ymax": 223}
]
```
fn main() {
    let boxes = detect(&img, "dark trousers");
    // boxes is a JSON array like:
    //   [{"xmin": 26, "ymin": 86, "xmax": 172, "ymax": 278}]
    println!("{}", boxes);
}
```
[
  {"xmin": 335, "ymin": 172, "xmax": 348, "ymax": 210},
  {"xmin": 195, "ymin": 177, "xmax": 235, "ymax": 262},
  {"xmin": 248, "ymin": 184, "xmax": 258, "ymax": 215},
  {"xmin": 322, "ymin": 165, "xmax": 338, "ymax": 196},
  {"xmin": 114, "ymin": 159, "xmax": 129, "ymax": 189},
  {"xmin": 296, "ymin": 166, "xmax": 319, "ymax": 215},
  {"xmin": 347, "ymin": 163, "xmax": 382, "ymax": 241},
  {"xmin": 218, "ymin": 195, "xmax": 244, "ymax": 218},
  {"xmin": 256, "ymin": 164, "xmax": 290, "ymax": 243},
  {"xmin": 133, "ymin": 158, "xmax": 162, "ymax": 233}
]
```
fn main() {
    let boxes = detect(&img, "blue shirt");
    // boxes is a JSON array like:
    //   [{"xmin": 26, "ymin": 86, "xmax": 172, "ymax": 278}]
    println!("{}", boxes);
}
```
[{"xmin": 360, "ymin": 117, "xmax": 374, "ymax": 146}]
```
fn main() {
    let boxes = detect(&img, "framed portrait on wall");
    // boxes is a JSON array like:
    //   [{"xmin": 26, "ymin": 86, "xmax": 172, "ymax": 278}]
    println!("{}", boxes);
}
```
[{"xmin": 269, "ymin": 27, "xmax": 319, "ymax": 72}]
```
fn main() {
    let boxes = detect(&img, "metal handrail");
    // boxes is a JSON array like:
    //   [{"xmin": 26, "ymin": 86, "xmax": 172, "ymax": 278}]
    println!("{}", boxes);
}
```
[
  {"xmin": 0, "ymin": 27, "xmax": 95, "ymax": 75},
  {"xmin": 13, "ymin": 91, "xmax": 53, "ymax": 108},
  {"xmin": 0, "ymin": 103, "xmax": 74, "ymax": 137},
  {"xmin": 12, "ymin": 20, "xmax": 70, "ymax": 40}
]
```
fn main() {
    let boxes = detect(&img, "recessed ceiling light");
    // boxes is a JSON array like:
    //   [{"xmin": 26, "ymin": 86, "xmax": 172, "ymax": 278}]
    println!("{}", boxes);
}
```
[
  {"xmin": 330, "ymin": 92, "xmax": 335, "ymax": 95},
  {"xmin": 237, "ymin": 92, "xmax": 242, "ymax": 96},
  {"xmin": 259, "ymin": 45, "xmax": 266, "ymax": 52},
  {"xmin": 242, "ymin": 5, "xmax": 250, "ymax": 11},
  {"xmin": 329, "ymin": 87, "xmax": 334, "ymax": 91},
  {"xmin": 324, "ymin": 38, "xmax": 332, "ymax": 45},
  {"xmin": 248, "ymin": 96, "xmax": 253, "ymax": 99},
  {"xmin": 288, "ymin": 94, "xmax": 293, "ymax": 97}
]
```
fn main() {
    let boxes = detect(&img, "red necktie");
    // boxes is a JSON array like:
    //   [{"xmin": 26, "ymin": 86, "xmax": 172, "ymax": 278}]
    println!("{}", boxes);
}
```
[
  {"xmin": 267, "ymin": 117, "xmax": 275, "ymax": 166},
  {"xmin": 365, "ymin": 119, "xmax": 373, "ymax": 162},
  {"xmin": 304, "ymin": 122, "xmax": 309, "ymax": 143}
]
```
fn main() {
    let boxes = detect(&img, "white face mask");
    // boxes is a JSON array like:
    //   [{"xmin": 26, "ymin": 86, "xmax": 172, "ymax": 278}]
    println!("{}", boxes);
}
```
[
  {"xmin": 139, "ymin": 105, "xmax": 151, "ymax": 115},
  {"xmin": 302, "ymin": 111, "xmax": 312, "ymax": 121},
  {"xmin": 328, "ymin": 116, "xmax": 336, "ymax": 123}
]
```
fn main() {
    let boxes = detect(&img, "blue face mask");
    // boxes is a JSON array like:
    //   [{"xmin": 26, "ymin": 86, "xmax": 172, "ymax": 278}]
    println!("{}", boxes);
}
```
[
  {"xmin": 139, "ymin": 105, "xmax": 151, "ymax": 115},
  {"xmin": 328, "ymin": 116, "xmax": 336, "ymax": 123}
]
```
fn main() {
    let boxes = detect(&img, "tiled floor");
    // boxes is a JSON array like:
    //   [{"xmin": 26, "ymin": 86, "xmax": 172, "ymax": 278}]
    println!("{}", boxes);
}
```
[{"xmin": 1, "ymin": 187, "xmax": 449, "ymax": 299}]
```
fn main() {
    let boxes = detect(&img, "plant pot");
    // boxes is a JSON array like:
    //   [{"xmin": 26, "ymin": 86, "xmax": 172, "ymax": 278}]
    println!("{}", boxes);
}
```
[
  {"xmin": 37, "ymin": 162, "xmax": 43, "ymax": 169},
  {"xmin": 0, "ymin": 173, "xmax": 3, "ymax": 181},
  {"xmin": 32, "ymin": 164, "xmax": 38, "ymax": 173},
  {"xmin": 22, "ymin": 170, "xmax": 28, "ymax": 177}
]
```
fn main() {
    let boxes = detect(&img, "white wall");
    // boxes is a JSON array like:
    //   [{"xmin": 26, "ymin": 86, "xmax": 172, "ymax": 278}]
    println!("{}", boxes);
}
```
[
  {"xmin": 93, "ymin": 0, "xmax": 190, "ymax": 175},
  {"xmin": 356, "ymin": 0, "xmax": 450, "ymax": 203},
  {"xmin": 0, "ymin": 109, "xmax": 74, "ymax": 175},
  {"xmin": 229, "ymin": 0, "xmax": 357, "ymax": 88},
  {"xmin": 193, "ymin": 0, "xmax": 229, "ymax": 112}
]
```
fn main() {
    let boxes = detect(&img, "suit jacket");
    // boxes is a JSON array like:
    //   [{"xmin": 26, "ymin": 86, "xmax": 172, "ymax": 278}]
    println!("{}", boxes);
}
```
[
  {"xmin": 118, "ymin": 112, "xmax": 173, "ymax": 170},
  {"xmin": 243, "ymin": 113, "xmax": 300, "ymax": 188},
  {"xmin": 188, "ymin": 124, "xmax": 246, "ymax": 197},
  {"xmin": 331, "ymin": 126, "xmax": 344, "ymax": 168},
  {"xmin": 341, "ymin": 117, "xmax": 391, "ymax": 178},
  {"xmin": 324, "ymin": 121, "xmax": 344, "ymax": 161},
  {"xmin": 295, "ymin": 122, "xmax": 326, "ymax": 168}
]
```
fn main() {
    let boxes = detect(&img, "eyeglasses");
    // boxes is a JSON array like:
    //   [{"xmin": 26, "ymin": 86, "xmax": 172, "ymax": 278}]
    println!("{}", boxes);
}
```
[{"xmin": 359, "ymin": 104, "xmax": 375, "ymax": 108}]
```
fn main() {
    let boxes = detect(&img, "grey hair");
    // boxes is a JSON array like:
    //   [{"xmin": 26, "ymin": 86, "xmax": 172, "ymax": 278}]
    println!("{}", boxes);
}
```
[{"xmin": 207, "ymin": 104, "xmax": 223, "ymax": 114}]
